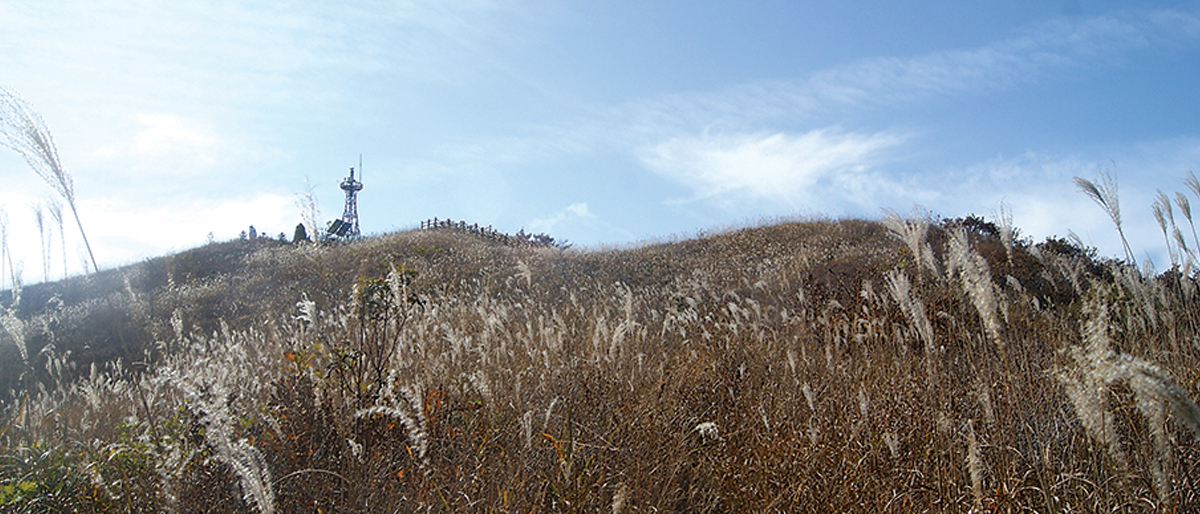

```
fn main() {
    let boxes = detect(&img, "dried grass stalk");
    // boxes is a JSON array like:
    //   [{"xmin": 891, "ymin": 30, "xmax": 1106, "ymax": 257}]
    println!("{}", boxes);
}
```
[
  {"xmin": 0, "ymin": 87, "xmax": 98, "ymax": 272},
  {"xmin": 1055, "ymin": 294, "xmax": 1200, "ymax": 502}
]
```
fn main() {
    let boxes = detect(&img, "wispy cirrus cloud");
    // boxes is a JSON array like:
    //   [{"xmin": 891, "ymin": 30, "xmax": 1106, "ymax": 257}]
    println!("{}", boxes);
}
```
[
  {"xmin": 591, "ymin": 7, "xmax": 1200, "ymax": 210},
  {"xmin": 622, "ymin": 7, "xmax": 1200, "ymax": 131},
  {"xmin": 638, "ymin": 129, "xmax": 908, "ymax": 209}
]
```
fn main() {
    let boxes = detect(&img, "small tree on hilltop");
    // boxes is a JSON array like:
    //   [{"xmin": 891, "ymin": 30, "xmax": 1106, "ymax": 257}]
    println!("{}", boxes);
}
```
[{"xmin": 292, "ymin": 223, "xmax": 309, "ymax": 244}]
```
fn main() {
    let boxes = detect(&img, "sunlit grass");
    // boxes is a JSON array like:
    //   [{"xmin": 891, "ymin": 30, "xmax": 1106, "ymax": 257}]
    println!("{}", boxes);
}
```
[{"xmin": 0, "ymin": 212, "xmax": 1198, "ymax": 512}]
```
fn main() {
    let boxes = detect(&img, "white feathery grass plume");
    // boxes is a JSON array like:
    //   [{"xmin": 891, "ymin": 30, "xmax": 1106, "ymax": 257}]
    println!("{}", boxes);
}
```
[
  {"xmin": 294, "ymin": 293, "xmax": 317, "ymax": 327},
  {"xmin": 0, "ymin": 87, "xmax": 99, "ymax": 272},
  {"xmin": 964, "ymin": 419, "xmax": 986, "ymax": 513},
  {"xmin": 947, "ymin": 227, "xmax": 1004, "ymax": 346},
  {"xmin": 806, "ymin": 420, "xmax": 820, "ymax": 446},
  {"xmin": 46, "ymin": 197, "xmax": 65, "ymax": 280},
  {"xmin": 1113, "ymin": 265, "xmax": 1160, "ymax": 334},
  {"xmin": 1185, "ymin": 169, "xmax": 1200, "ymax": 245},
  {"xmin": 516, "ymin": 260, "xmax": 533, "ymax": 287},
  {"xmin": 0, "ymin": 207, "xmax": 5, "ymax": 290},
  {"xmin": 1183, "ymin": 170, "xmax": 1200, "ymax": 266},
  {"xmin": 522, "ymin": 410, "xmax": 535, "ymax": 449},
  {"xmin": 1177, "ymin": 191, "xmax": 1196, "ymax": 241},
  {"xmin": 154, "ymin": 320, "xmax": 285, "ymax": 514},
  {"xmin": 885, "ymin": 270, "xmax": 935, "ymax": 366},
  {"xmin": 882, "ymin": 209, "xmax": 940, "ymax": 279},
  {"xmin": 1056, "ymin": 298, "xmax": 1127, "ymax": 467},
  {"xmin": 177, "ymin": 380, "xmax": 275, "ymax": 514},
  {"xmin": 1055, "ymin": 294, "xmax": 1200, "ymax": 501},
  {"xmin": 694, "ymin": 421, "xmax": 722, "ymax": 441},
  {"xmin": 1187, "ymin": 170, "xmax": 1200, "ymax": 203},
  {"xmin": 976, "ymin": 379, "xmax": 995, "ymax": 425},
  {"xmin": 469, "ymin": 369, "xmax": 492, "ymax": 401},
  {"xmin": 296, "ymin": 177, "xmax": 321, "ymax": 245},
  {"xmin": 604, "ymin": 282, "xmax": 637, "ymax": 363},
  {"xmin": 1073, "ymin": 170, "xmax": 1135, "ymax": 264},
  {"xmin": 857, "ymin": 387, "xmax": 869, "ymax": 421},
  {"xmin": 355, "ymin": 376, "xmax": 429, "ymax": 466},
  {"xmin": 936, "ymin": 411, "xmax": 952, "ymax": 434},
  {"xmin": 31, "ymin": 200, "xmax": 49, "ymax": 282},
  {"xmin": 995, "ymin": 202, "xmax": 1016, "ymax": 264},
  {"xmin": 170, "ymin": 309, "xmax": 185, "ymax": 342},
  {"xmin": 801, "ymin": 382, "xmax": 816, "ymax": 412},
  {"xmin": 882, "ymin": 432, "xmax": 900, "ymax": 459},
  {"xmin": 543, "ymin": 396, "xmax": 559, "ymax": 431},
  {"xmin": 1153, "ymin": 191, "xmax": 1180, "ymax": 268},
  {"xmin": 1168, "ymin": 188, "xmax": 1198, "ymax": 270},
  {"xmin": 0, "ymin": 207, "xmax": 17, "ymax": 295},
  {"xmin": 0, "ymin": 305, "xmax": 26, "ymax": 363},
  {"xmin": 611, "ymin": 482, "xmax": 630, "ymax": 514}
]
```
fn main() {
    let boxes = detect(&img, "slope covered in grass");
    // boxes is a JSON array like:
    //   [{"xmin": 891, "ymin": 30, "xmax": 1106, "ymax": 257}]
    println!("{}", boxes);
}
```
[{"xmin": 1, "ymin": 217, "xmax": 1199, "ymax": 512}]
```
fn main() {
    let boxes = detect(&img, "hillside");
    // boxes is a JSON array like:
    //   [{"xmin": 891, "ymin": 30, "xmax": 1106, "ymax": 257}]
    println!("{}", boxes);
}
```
[{"xmin": 1, "ymin": 216, "xmax": 1199, "ymax": 512}]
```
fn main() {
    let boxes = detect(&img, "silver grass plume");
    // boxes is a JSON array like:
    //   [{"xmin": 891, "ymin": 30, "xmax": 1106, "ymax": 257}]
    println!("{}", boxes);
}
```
[
  {"xmin": 1073, "ymin": 170, "xmax": 1135, "ymax": 264},
  {"xmin": 0, "ymin": 303, "xmax": 26, "ymax": 364},
  {"xmin": 1153, "ymin": 191, "xmax": 1180, "ymax": 268},
  {"xmin": 1055, "ymin": 294, "xmax": 1200, "ymax": 502},
  {"xmin": 184, "ymin": 382, "xmax": 276, "ymax": 514},
  {"xmin": 995, "ymin": 202, "xmax": 1016, "ymax": 264},
  {"xmin": 1155, "ymin": 191, "xmax": 1191, "ymax": 268},
  {"xmin": 885, "ymin": 270, "xmax": 936, "ymax": 376},
  {"xmin": 46, "ymin": 197, "xmax": 65, "ymax": 280},
  {"xmin": 947, "ymin": 227, "xmax": 1004, "ymax": 346},
  {"xmin": 1186, "ymin": 170, "xmax": 1200, "ymax": 215},
  {"xmin": 163, "ymin": 324, "xmax": 283, "ymax": 514},
  {"xmin": 296, "ymin": 178, "xmax": 321, "ymax": 245},
  {"xmin": 0, "ymin": 207, "xmax": 13, "ymax": 294},
  {"xmin": 32, "ymin": 200, "xmax": 49, "ymax": 282},
  {"xmin": 1172, "ymin": 225, "xmax": 1191, "ymax": 272},
  {"xmin": 0, "ymin": 87, "xmax": 99, "ymax": 272},
  {"xmin": 964, "ymin": 419, "xmax": 986, "ymax": 513},
  {"xmin": 354, "ymin": 373, "xmax": 429, "ymax": 467},
  {"xmin": 1113, "ymin": 264, "xmax": 1160, "ymax": 334},
  {"xmin": 882, "ymin": 209, "xmax": 940, "ymax": 279},
  {"xmin": 0, "ymin": 209, "xmax": 23, "ymax": 362},
  {"xmin": 1177, "ymin": 186, "xmax": 1200, "ymax": 266},
  {"xmin": 612, "ymin": 481, "xmax": 630, "ymax": 514}
]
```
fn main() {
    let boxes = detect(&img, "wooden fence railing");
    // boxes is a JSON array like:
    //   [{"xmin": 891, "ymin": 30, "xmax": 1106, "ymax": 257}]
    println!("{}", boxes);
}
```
[{"xmin": 418, "ymin": 218, "xmax": 565, "ymax": 248}]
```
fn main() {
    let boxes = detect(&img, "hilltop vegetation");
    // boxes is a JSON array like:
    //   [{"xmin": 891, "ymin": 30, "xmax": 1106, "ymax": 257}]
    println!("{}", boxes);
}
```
[{"xmin": 1, "ymin": 216, "xmax": 1199, "ymax": 512}]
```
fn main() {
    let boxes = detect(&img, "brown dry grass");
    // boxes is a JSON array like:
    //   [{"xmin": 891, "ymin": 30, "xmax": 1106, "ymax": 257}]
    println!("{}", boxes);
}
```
[{"xmin": 1, "ymin": 217, "xmax": 1199, "ymax": 512}]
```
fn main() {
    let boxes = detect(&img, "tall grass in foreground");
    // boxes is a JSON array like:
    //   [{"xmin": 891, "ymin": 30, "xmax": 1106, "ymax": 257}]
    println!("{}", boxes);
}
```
[{"xmin": 1, "ymin": 216, "xmax": 1199, "ymax": 512}]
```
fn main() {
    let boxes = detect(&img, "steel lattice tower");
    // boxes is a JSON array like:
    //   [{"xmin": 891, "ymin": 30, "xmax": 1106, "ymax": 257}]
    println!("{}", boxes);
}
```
[{"xmin": 338, "ymin": 166, "xmax": 363, "ymax": 237}]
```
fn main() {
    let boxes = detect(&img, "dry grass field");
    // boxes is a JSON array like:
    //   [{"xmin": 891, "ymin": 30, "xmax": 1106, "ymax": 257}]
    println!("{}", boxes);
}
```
[{"xmin": 1, "ymin": 214, "xmax": 1199, "ymax": 512}]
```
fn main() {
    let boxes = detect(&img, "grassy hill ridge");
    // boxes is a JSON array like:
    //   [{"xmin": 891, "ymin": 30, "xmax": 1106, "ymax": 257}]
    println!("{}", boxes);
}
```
[{"xmin": 1, "ymin": 216, "xmax": 1198, "ymax": 512}]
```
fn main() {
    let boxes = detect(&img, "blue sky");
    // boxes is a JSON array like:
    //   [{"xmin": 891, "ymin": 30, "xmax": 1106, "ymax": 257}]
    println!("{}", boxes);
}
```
[{"xmin": 2, "ymin": 1, "xmax": 1200, "ymax": 282}]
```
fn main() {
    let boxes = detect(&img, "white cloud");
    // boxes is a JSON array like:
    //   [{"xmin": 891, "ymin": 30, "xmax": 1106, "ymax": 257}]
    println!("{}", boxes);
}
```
[
  {"xmin": 638, "ymin": 129, "xmax": 906, "ymax": 208},
  {"xmin": 132, "ymin": 114, "xmax": 215, "ymax": 155},
  {"xmin": 528, "ymin": 202, "xmax": 593, "ymax": 234},
  {"xmin": 565, "ymin": 203, "xmax": 590, "ymax": 217},
  {"xmin": 82, "ymin": 193, "xmax": 296, "ymax": 266},
  {"xmin": 933, "ymin": 143, "xmax": 1200, "ymax": 266},
  {"xmin": 0, "ymin": 188, "xmax": 298, "ymax": 285}
]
